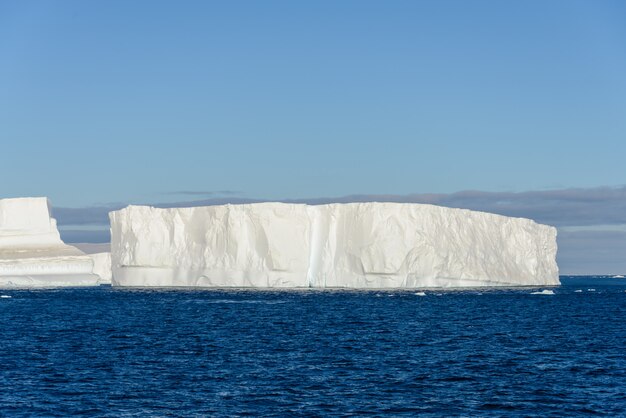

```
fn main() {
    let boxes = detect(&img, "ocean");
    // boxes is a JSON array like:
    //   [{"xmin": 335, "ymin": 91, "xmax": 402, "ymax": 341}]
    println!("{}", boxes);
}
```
[{"xmin": 1, "ymin": 277, "xmax": 625, "ymax": 416}]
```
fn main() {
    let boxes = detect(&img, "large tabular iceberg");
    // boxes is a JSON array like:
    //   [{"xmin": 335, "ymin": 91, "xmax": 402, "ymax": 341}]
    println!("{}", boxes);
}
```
[
  {"xmin": 0, "ymin": 197, "xmax": 101, "ymax": 287},
  {"xmin": 110, "ymin": 202, "xmax": 559, "ymax": 288}
]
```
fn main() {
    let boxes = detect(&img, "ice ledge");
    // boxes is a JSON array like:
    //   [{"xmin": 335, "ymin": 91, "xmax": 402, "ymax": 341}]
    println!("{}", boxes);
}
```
[
  {"xmin": 0, "ymin": 274, "xmax": 100, "ymax": 288},
  {"xmin": 111, "ymin": 266, "xmax": 553, "ymax": 289},
  {"xmin": 0, "ymin": 197, "xmax": 104, "ymax": 287}
]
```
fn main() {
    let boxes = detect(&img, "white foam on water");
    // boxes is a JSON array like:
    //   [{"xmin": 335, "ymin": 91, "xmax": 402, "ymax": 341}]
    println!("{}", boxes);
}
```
[
  {"xmin": 588, "ymin": 289, "xmax": 596, "ymax": 292},
  {"xmin": 415, "ymin": 291, "xmax": 427, "ymax": 296},
  {"xmin": 531, "ymin": 289, "xmax": 555, "ymax": 295},
  {"xmin": 574, "ymin": 290, "xmax": 583, "ymax": 293},
  {"xmin": 0, "ymin": 294, "xmax": 11, "ymax": 298}
]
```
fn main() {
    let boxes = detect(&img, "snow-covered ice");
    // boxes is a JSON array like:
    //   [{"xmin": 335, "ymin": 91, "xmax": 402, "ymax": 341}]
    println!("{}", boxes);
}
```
[
  {"xmin": 110, "ymin": 202, "xmax": 560, "ymax": 288},
  {"xmin": 87, "ymin": 252, "xmax": 112, "ymax": 284},
  {"xmin": 74, "ymin": 244, "xmax": 112, "ymax": 284},
  {"xmin": 0, "ymin": 197, "xmax": 100, "ymax": 288}
]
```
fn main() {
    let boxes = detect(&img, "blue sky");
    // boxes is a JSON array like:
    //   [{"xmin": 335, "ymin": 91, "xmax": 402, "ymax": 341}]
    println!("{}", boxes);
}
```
[{"xmin": 1, "ymin": 1, "xmax": 625, "ymax": 273}]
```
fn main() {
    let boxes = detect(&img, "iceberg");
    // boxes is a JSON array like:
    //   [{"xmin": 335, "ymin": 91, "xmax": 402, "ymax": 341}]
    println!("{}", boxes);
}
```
[
  {"xmin": 110, "ymin": 202, "xmax": 559, "ymax": 288},
  {"xmin": 74, "ymin": 244, "xmax": 112, "ymax": 284},
  {"xmin": 0, "ymin": 197, "xmax": 101, "ymax": 287},
  {"xmin": 87, "ymin": 252, "xmax": 112, "ymax": 284}
]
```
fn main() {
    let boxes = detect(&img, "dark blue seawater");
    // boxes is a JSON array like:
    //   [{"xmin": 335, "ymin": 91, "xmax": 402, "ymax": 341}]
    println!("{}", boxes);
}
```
[{"xmin": 1, "ymin": 277, "xmax": 626, "ymax": 417}]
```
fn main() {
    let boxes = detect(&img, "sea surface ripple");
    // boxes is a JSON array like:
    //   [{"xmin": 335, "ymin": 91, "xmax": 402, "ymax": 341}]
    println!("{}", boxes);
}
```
[{"xmin": 1, "ymin": 276, "xmax": 625, "ymax": 416}]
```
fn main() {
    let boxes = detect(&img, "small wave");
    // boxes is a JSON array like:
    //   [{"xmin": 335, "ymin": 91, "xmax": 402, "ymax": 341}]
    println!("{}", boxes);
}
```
[
  {"xmin": 531, "ymin": 290, "xmax": 554, "ymax": 295},
  {"xmin": 415, "ymin": 291, "xmax": 426, "ymax": 297},
  {"xmin": 587, "ymin": 289, "xmax": 596, "ymax": 292},
  {"xmin": 574, "ymin": 290, "xmax": 582, "ymax": 293},
  {"xmin": 205, "ymin": 299, "xmax": 286, "ymax": 305},
  {"xmin": 0, "ymin": 295, "xmax": 11, "ymax": 298}
]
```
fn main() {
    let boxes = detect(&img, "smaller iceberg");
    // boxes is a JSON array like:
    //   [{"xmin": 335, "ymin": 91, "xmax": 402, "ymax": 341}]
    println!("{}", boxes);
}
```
[
  {"xmin": 0, "ymin": 197, "xmax": 101, "ymax": 288},
  {"xmin": 74, "ymin": 244, "xmax": 112, "ymax": 284}
]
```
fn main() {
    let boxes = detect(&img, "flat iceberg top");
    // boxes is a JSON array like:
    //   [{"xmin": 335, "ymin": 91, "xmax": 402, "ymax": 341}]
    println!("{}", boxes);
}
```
[
  {"xmin": 110, "ymin": 202, "xmax": 560, "ymax": 288},
  {"xmin": 0, "ymin": 244, "xmax": 85, "ymax": 260}
]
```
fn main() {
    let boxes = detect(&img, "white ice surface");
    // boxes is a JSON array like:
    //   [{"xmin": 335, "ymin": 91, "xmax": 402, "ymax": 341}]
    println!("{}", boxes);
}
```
[
  {"xmin": 72, "ymin": 243, "xmax": 112, "ymax": 283},
  {"xmin": 73, "ymin": 243, "xmax": 111, "ymax": 254},
  {"xmin": 110, "ymin": 202, "xmax": 559, "ymax": 288},
  {"xmin": 87, "ymin": 252, "xmax": 112, "ymax": 284},
  {"xmin": 0, "ymin": 197, "xmax": 100, "ymax": 288},
  {"xmin": 0, "ymin": 197, "xmax": 62, "ymax": 248},
  {"xmin": 531, "ymin": 289, "xmax": 555, "ymax": 295}
]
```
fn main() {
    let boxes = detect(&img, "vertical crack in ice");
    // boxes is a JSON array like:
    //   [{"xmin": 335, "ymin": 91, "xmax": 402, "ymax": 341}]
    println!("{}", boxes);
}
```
[{"xmin": 306, "ymin": 207, "xmax": 322, "ymax": 288}]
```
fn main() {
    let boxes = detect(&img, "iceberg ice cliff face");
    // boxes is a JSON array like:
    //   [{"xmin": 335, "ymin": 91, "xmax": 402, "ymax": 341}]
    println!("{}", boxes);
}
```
[
  {"xmin": 110, "ymin": 202, "xmax": 559, "ymax": 288},
  {"xmin": 0, "ymin": 197, "xmax": 100, "ymax": 287},
  {"xmin": 73, "ymin": 243, "xmax": 112, "ymax": 284},
  {"xmin": 87, "ymin": 252, "xmax": 112, "ymax": 284}
]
